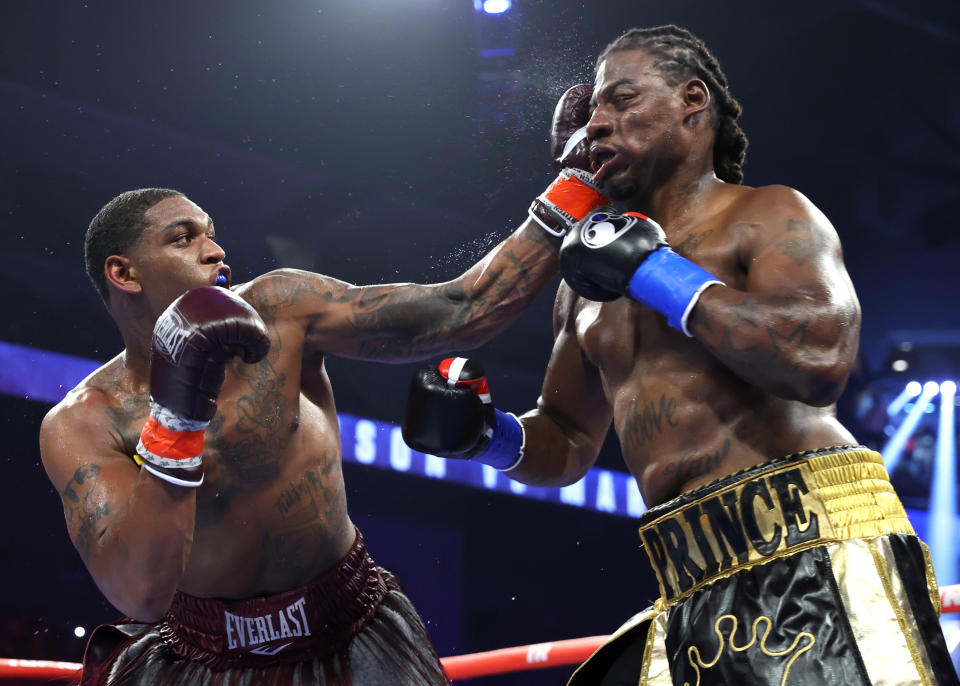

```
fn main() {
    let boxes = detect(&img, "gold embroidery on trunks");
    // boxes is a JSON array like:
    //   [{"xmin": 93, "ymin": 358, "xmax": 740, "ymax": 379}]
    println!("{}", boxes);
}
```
[
  {"xmin": 684, "ymin": 615, "xmax": 814, "ymax": 686},
  {"xmin": 869, "ymin": 544, "xmax": 932, "ymax": 686}
]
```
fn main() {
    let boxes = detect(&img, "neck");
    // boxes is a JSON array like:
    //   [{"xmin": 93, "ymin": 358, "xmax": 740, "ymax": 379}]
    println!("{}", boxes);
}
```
[
  {"xmin": 637, "ymin": 169, "xmax": 724, "ymax": 232},
  {"xmin": 624, "ymin": 135, "xmax": 723, "ymax": 230},
  {"xmin": 110, "ymin": 298, "xmax": 155, "ymax": 386}
]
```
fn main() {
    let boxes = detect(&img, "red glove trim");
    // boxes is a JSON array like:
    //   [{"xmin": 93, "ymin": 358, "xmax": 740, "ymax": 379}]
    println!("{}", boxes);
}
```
[
  {"xmin": 139, "ymin": 414, "xmax": 205, "ymax": 462},
  {"xmin": 541, "ymin": 173, "xmax": 608, "ymax": 222},
  {"xmin": 438, "ymin": 357, "xmax": 490, "ymax": 397}
]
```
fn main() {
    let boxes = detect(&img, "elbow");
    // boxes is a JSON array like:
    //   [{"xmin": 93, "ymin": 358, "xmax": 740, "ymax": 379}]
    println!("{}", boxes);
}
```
[
  {"xmin": 798, "ymin": 375, "xmax": 847, "ymax": 407},
  {"xmin": 791, "ymin": 360, "xmax": 852, "ymax": 407}
]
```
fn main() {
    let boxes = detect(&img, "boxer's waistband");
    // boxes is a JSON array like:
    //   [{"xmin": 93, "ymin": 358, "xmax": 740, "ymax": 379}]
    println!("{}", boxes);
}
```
[
  {"xmin": 637, "ymin": 446, "xmax": 914, "ymax": 606},
  {"xmin": 160, "ymin": 529, "xmax": 387, "ymax": 670}
]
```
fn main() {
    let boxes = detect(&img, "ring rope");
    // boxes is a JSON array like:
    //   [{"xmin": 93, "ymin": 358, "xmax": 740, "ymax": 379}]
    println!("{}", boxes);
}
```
[{"xmin": 2, "ymin": 583, "xmax": 959, "ymax": 682}]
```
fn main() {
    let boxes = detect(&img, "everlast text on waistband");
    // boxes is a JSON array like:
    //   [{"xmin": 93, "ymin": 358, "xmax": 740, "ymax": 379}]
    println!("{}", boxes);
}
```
[{"xmin": 224, "ymin": 596, "xmax": 312, "ymax": 651}]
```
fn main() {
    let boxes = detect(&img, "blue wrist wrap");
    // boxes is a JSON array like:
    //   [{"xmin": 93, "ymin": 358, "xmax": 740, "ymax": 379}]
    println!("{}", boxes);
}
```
[
  {"xmin": 627, "ymin": 247, "xmax": 724, "ymax": 336},
  {"xmin": 475, "ymin": 409, "xmax": 524, "ymax": 470}
]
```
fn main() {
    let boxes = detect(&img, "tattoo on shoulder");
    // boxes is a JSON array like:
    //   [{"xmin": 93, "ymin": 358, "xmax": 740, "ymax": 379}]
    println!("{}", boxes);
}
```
[
  {"xmin": 786, "ymin": 218, "xmax": 812, "ymax": 232},
  {"xmin": 62, "ymin": 464, "xmax": 109, "ymax": 558},
  {"xmin": 774, "ymin": 236, "xmax": 818, "ymax": 267}
]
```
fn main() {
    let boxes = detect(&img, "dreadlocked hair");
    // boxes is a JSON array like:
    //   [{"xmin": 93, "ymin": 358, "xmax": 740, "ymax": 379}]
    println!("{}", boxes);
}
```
[{"xmin": 597, "ymin": 25, "xmax": 748, "ymax": 184}]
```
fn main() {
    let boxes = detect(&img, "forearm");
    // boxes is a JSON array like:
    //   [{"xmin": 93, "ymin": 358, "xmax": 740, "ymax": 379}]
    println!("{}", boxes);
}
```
[
  {"xmin": 509, "ymin": 406, "xmax": 597, "ymax": 487},
  {"xmin": 90, "ymin": 471, "xmax": 196, "ymax": 621},
  {"xmin": 343, "ymin": 219, "xmax": 559, "ymax": 362},
  {"xmin": 688, "ymin": 286, "xmax": 859, "ymax": 406},
  {"xmin": 449, "ymin": 219, "xmax": 560, "ymax": 345}
]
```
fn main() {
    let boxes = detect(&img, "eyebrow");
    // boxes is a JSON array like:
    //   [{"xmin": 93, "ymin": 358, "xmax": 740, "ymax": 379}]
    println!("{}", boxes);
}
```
[
  {"xmin": 591, "ymin": 78, "xmax": 635, "ymax": 106},
  {"xmin": 162, "ymin": 216, "xmax": 215, "ymax": 233}
]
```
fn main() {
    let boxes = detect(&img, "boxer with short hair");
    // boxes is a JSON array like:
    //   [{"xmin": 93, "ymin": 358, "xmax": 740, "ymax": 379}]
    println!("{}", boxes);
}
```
[
  {"xmin": 404, "ymin": 25, "xmax": 959, "ymax": 685},
  {"xmin": 39, "ymin": 125, "xmax": 607, "ymax": 685}
]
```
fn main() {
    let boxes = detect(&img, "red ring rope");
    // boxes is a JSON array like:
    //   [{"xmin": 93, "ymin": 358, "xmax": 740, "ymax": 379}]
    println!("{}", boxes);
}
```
[{"xmin": 3, "ymin": 584, "xmax": 960, "ymax": 683}]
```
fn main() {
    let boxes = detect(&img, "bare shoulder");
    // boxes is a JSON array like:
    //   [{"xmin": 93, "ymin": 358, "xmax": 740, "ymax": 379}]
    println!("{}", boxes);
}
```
[
  {"xmin": 725, "ymin": 184, "xmax": 842, "ymax": 258},
  {"xmin": 731, "ymin": 184, "xmax": 836, "ymax": 234},
  {"xmin": 39, "ymin": 356, "xmax": 127, "ymax": 486}
]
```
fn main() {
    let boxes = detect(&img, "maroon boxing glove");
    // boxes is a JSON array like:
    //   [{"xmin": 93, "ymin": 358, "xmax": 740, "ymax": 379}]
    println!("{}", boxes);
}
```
[
  {"xmin": 137, "ymin": 287, "xmax": 270, "ymax": 487},
  {"xmin": 528, "ymin": 84, "xmax": 606, "ymax": 237},
  {"xmin": 550, "ymin": 83, "xmax": 593, "ymax": 174}
]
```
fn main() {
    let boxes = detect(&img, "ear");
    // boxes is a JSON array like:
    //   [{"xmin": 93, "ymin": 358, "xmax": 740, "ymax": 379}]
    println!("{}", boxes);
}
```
[
  {"xmin": 681, "ymin": 78, "xmax": 711, "ymax": 124},
  {"xmin": 104, "ymin": 255, "xmax": 142, "ymax": 295}
]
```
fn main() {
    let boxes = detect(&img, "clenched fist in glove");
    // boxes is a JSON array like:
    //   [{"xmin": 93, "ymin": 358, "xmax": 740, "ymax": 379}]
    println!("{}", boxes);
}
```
[{"xmin": 402, "ymin": 357, "xmax": 524, "ymax": 471}]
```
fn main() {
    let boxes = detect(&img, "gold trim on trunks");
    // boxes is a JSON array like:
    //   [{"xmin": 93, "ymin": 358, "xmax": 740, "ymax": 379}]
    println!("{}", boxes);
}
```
[
  {"xmin": 638, "ymin": 449, "xmax": 914, "ymax": 605},
  {"xmin": 685, "ymin": 614, "xmax": 816, "ymax": 686}
]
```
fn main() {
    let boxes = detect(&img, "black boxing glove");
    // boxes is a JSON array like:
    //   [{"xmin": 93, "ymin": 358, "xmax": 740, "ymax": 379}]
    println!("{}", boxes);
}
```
[
  {"xmin": 550, "ymin": 83, "xmax": 592, "ymax": 174},
  {"xmin": 137, "ymin": 287, "xmax": 270, "ymax": 487},
  {"xmin": 561, "ymin": 209, "xmax": 724, "ymax": 334},
  {"xmin": 402, "ymin": 357, "xmax": 524, "ymax": 471}
]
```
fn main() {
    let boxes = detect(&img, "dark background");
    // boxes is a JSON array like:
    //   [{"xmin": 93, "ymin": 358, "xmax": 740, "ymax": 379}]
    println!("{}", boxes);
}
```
[{"xmin": 2, "ymin": 0, "xmax": 959, "ymax": 682}]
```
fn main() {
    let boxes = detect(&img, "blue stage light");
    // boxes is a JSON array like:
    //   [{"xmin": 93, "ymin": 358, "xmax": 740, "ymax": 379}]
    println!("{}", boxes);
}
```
[
  {"xmin": 882, "ymin": 381, "xmax": 941, "ymax": 473},
  {"xmin": 929, "ymin": 379, "xmax": 958, "ymax": 585},
  {"xmin": 887, "ymin": 380, "xmax": 924, "ymax": 417}
]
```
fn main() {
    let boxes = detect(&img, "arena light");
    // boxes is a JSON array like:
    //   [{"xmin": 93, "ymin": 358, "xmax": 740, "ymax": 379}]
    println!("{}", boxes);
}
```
[
  {"xmin": 886, "ymin": 380, "xmax": 923, "ymax": 417},
  {"xmin": 0, "ymin": 340, "xmax": 100, "ymax": 404},
  {"xmin": 882, "ymin": 381, "xmax": 941, "ymax": 473},
  {"xmin": 474, "ymin": 0, "xmax": 511, "ymax": 14},
  {"xmin": 929, "ymin": 380, "xmax": 958, "ymax": 585},
  {"xmin": 73, "ymin": 626, "xmax": 85, "ymax": 638}
]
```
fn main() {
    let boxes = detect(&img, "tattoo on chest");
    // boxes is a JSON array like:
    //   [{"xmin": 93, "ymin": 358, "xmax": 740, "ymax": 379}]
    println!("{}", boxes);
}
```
[
  {"xmin": 623, "ymin": 394, "xmax": 679, "ymax": 451},
  {"xmin": 62, "ymin": 464, "xmax": 109, "ymax": 559},
  {"xmin": 672, "ymin": 228, "xmax": 714, "ymax": 257},
  {"xmin": 104, "ymin": 392, "xmax": 150, "ymax": 456},
  {"xmin": 664, "ymin": 439, "xmax": 731, "ymax": 484}
]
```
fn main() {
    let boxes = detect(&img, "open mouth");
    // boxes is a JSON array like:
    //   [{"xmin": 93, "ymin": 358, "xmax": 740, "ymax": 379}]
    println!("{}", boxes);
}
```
[{"xmin": 590, "ymin": 148, "xmax": 619, "ymax": 184}]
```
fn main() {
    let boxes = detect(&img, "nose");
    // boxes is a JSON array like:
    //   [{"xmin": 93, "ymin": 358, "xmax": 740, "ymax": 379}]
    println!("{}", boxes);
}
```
[
  {"xmin": 586, "ymin": 105, "xmax": 613, "ymax": 142},
  {"xmin": 202, "ymin": 236, "xmax": 226, "ymax": 264}
]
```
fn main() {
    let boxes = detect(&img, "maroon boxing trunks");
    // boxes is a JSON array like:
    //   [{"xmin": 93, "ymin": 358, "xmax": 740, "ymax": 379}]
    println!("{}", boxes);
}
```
[{"xmin": 80, "ymin": 530, "xmax": 449, "ymax": 685}]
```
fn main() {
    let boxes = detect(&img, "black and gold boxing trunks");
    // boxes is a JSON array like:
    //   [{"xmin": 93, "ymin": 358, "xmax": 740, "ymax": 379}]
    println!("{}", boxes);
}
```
[{"xmin": 569, "ymin": 446, "xmax": 960, "ymax": 685}]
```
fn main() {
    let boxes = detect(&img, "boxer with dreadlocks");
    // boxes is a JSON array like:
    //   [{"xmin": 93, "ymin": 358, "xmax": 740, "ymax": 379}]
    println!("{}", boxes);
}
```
[{"xmin": 404, "ymin": 25, "xmax": 958, "ymax": 685}]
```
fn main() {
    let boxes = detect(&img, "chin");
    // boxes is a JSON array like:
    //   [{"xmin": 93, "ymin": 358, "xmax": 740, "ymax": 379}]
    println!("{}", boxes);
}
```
[{"xmin": 603, "ymin": 176, "xmax": 638, "ymax": 203}]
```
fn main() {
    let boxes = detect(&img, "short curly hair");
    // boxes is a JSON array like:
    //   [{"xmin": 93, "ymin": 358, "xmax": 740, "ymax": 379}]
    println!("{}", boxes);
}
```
[
  {"xmin": 597, "ymin": 25, "xmax": 748, "ymax": 184},
  {"xmin": 84, "ymin": 188, "xmax": 182, "ymax": 303}
]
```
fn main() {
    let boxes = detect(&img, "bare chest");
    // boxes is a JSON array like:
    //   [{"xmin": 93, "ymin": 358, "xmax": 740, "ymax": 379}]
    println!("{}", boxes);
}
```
[
  {"xmin": 107, "ymin": 361, "xmax": 315, "ymax": 529},
  {"xmin": 573, "ymin": 220, "xmax": 742, "ymax": 380}
]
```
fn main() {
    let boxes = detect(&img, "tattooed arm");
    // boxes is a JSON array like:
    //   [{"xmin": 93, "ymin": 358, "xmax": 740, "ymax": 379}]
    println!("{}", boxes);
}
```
[
  {"xmin": 505, "ymin": 283, "xmax": 613, "ymax": 487},
  {"xmin": 688, "ymin": 185, "xmax": 861, "ymax": 405},
  {"xmin": 245, "ymin": 218, "xmax": 559, "ymax": 363},
  {"xmin": 39, "ymin": 384, "xmax": 195, "ymax": 621}
]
